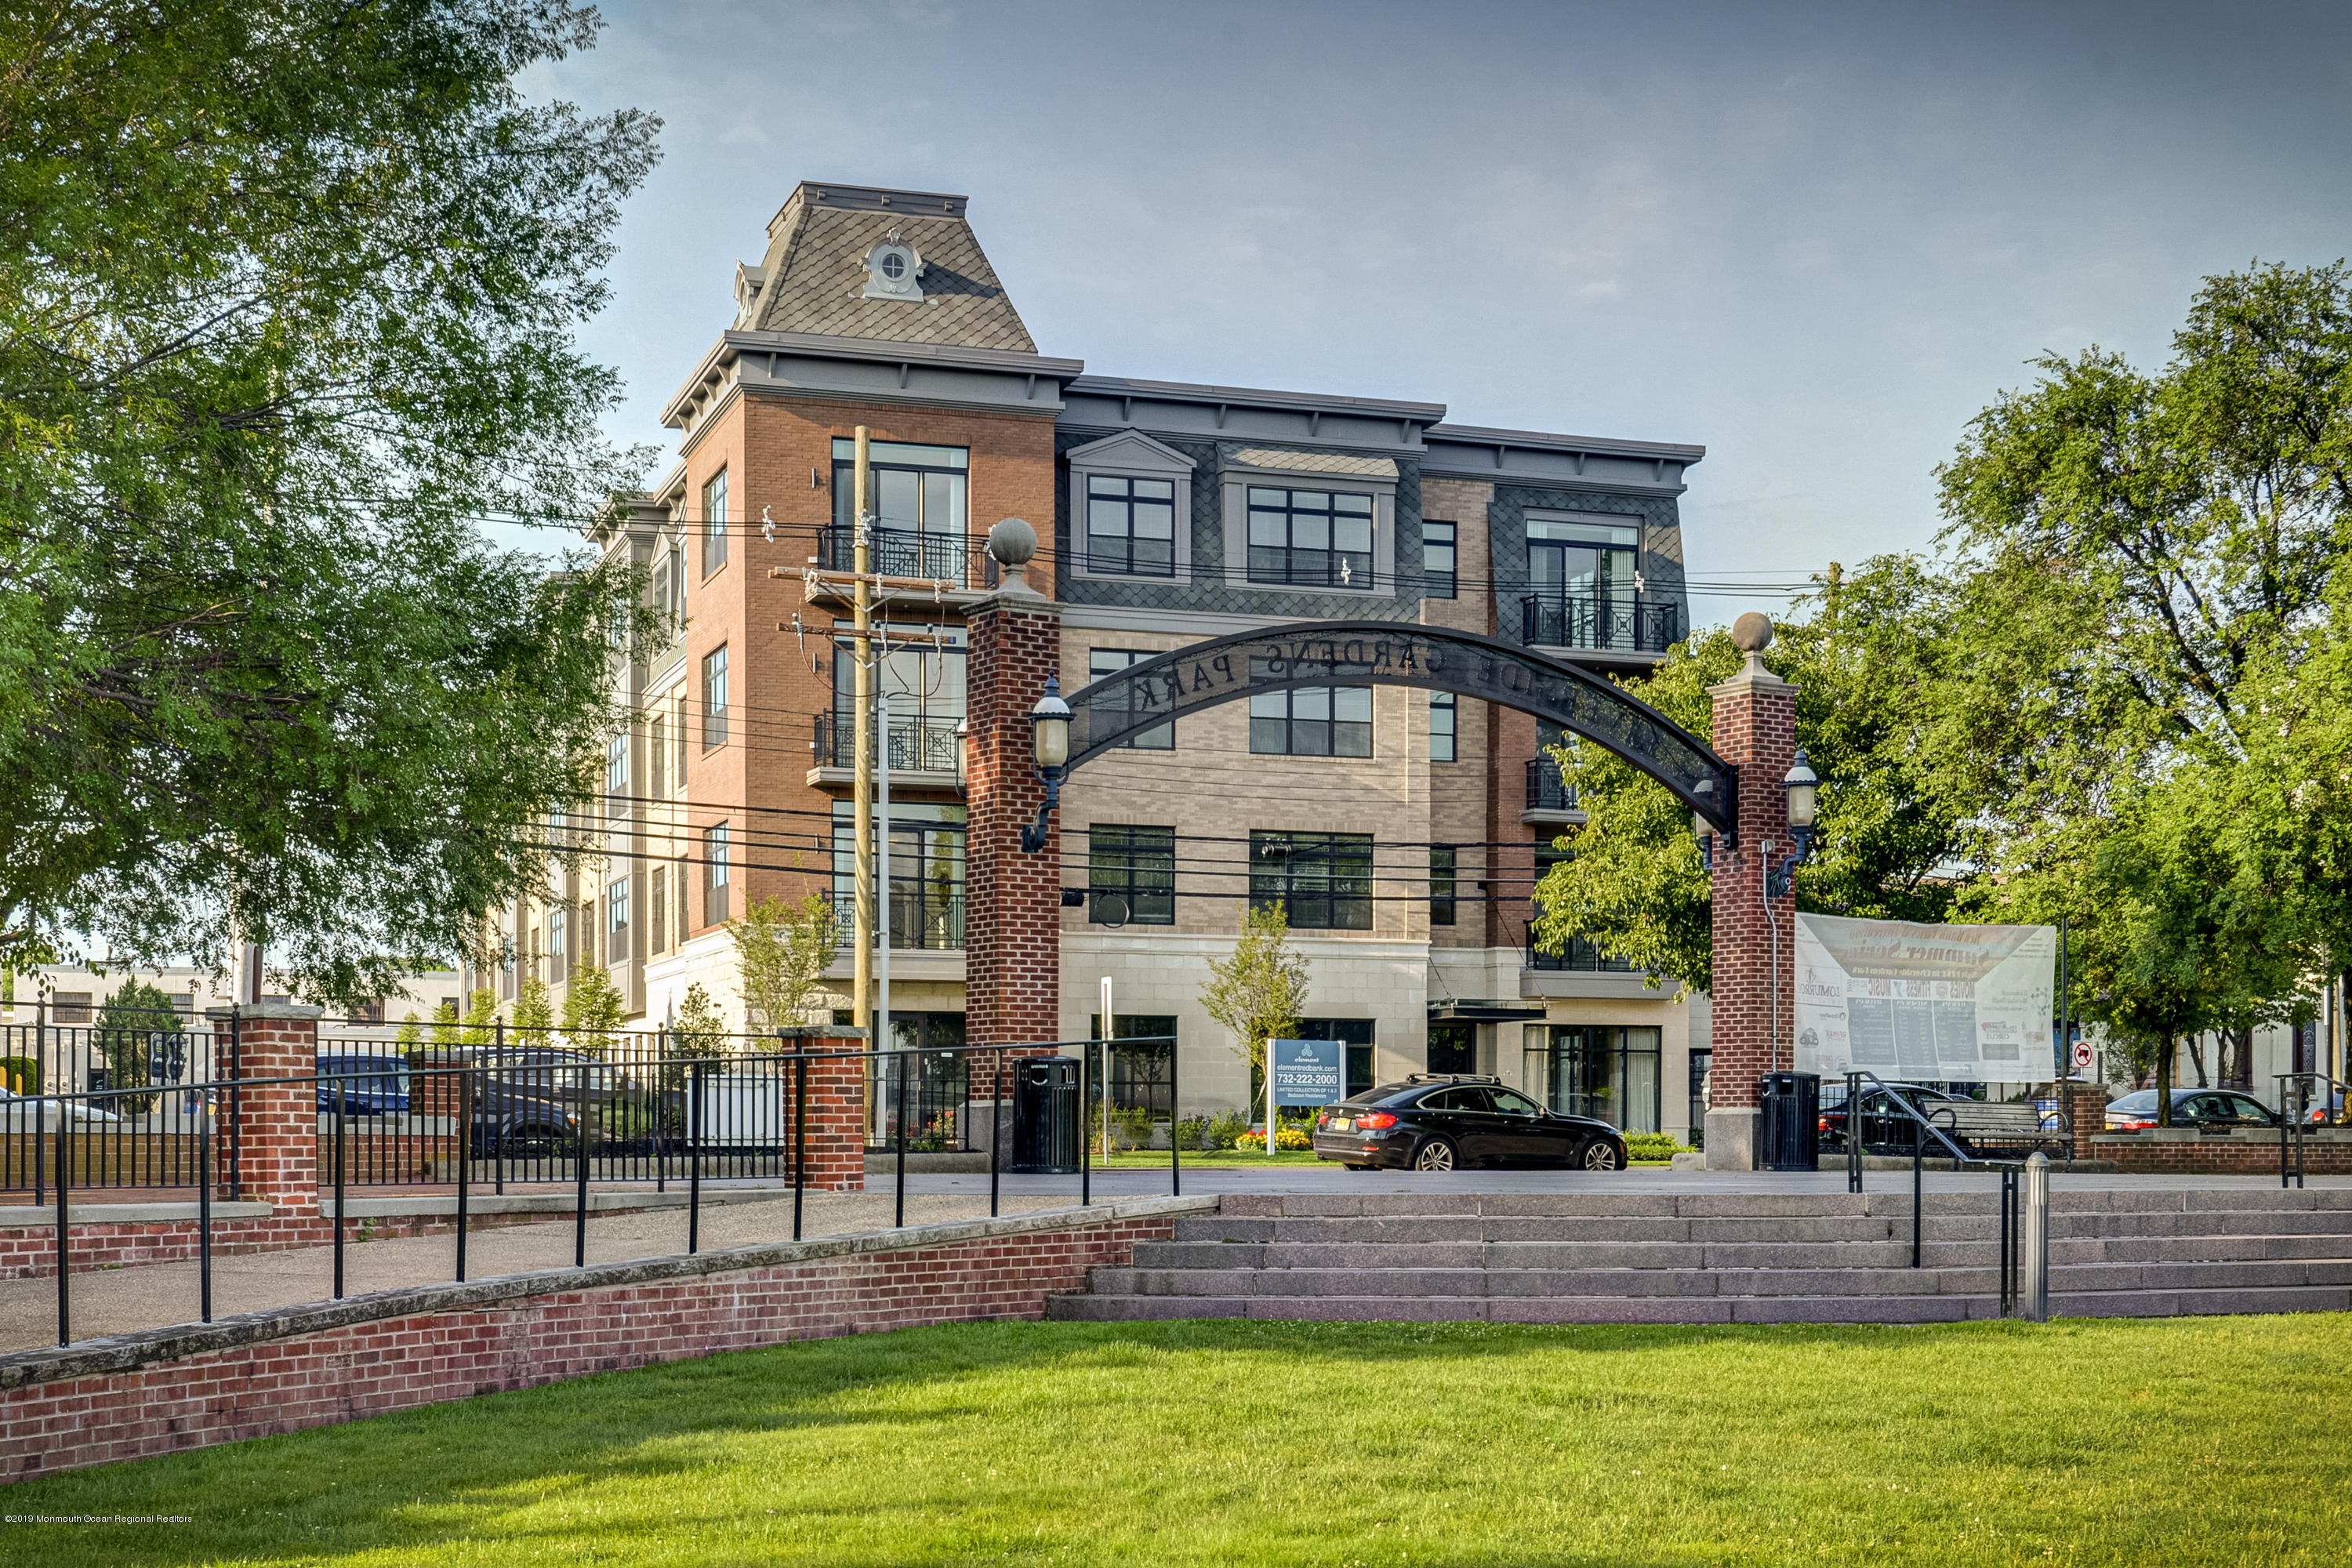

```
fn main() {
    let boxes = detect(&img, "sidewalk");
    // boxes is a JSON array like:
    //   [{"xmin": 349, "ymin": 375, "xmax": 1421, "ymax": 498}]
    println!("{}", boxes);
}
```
[{"xmin": 0, "ymin": 1189, "xmax": 1065, "ymax": 1353}]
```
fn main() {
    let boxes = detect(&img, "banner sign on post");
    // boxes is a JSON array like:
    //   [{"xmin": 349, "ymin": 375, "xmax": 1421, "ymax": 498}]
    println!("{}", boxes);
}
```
[
  {"xmin": 1793, "ymin": 915, "xmax": 2055, "ymax": 1080},
  {"xmin": 1270, "ymin": 1040, "xmax": 1345, "ymax": 1107}
]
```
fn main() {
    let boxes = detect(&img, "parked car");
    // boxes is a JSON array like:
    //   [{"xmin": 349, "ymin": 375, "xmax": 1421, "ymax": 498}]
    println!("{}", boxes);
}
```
[
  {"xmin": 0, "ymin": 1087, "xmax": 122, "ymax": 1123},
  {"xmin": 449, "ymin": 1046, "xmax": 628, "ymax": 1108},
  {"xmin": 1312, "ymin": 1074, "xmax": 1628, "ymax": 1172},
  {"xmin": 2106, "ymin": 1089, "xmax": 2280, "ymax": 1131},
  {"xmin": 467, "ymin": 1086, "xmax": 583, "ymax": 1160},
  {"xmin": 1817, "ymin": 1084, "xmax": 1975, "ymax": 1154},
  {"xmin": 316, "ymin": 1054, "xmax": 412, "ymax": 1116}
]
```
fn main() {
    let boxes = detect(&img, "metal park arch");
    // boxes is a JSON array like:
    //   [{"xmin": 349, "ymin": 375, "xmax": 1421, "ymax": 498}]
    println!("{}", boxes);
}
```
[{"xmin": 1062, "ymin": 621, "xmax": 1737, "ymax": 834}]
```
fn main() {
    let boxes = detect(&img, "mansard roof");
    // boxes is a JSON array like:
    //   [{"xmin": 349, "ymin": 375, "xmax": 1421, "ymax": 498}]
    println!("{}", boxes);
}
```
[{"xmin": 738, "ymin": 182, "xmax": 1037, "ymax": 354}]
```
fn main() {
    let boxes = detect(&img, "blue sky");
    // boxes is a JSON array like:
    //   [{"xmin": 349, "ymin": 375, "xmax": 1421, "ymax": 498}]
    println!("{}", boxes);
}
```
[{"xmin": 534, "ymin": 0, "xmax": 2352, "ymax": 622}]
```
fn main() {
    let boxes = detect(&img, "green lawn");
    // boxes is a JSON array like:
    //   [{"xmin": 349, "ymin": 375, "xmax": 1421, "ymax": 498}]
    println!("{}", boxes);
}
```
[
  {"xmin": 1089, "ymin": 1148, "xmax": 1325, "ymax": 1168},
  {"xmin": 11, "ymin": 1316, "xmax": 2349, "ymax": 1566}
]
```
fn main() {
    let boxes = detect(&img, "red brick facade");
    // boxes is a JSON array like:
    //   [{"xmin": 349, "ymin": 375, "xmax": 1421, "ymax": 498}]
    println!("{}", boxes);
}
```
[
  {"xmin": 209, "ymin": 1005, "xmax": 325, "ymax": 1213},
  {"xmin": 965, "ymin": 594, "xmax": 1063, "ymax": 1051},
  {"xmin": 2066, "ymin": 1084, "xmax": 2110, "ymax": 1160},
  {"xmin": 2092, "ymin": 1133, "xmax": 2352, "ymax": 1174},
  {"xmin": 0, "ymin": 1203, "xmax": 1194, "ymax": 1482},
  {"xmin": 1706, "ymin": 662, "xmax": 1797, "ymax": 1126}
]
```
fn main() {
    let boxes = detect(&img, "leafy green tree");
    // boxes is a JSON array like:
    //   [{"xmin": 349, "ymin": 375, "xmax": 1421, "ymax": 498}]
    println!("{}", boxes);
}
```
[
  {"xmin": 426, "ymin": 999, "xmax": 460, "ymax": 1051},
  {"xmin": 669, "ymin": 982, "xmax": 728, "ymax": 1059},
  {"xmin": 0, "ymin": 1, "xmax": 662, "ymax": 1001},
  {"xmin": 729, "ymin": 894, "xmax": 837, "ymax": 1036},
  {"xmin": 511, "ymin": 976, "xmax": 554, "ymax": 1051},
  {"xmin": 459, "ymin": 989, "xmax": 499, "ymax": 1049},
  {"xmin": 95, "ymin": 978, "xmax": 183, "ymax": 1110},
  {"xmin": 1926, "ymin": 261, "xmax": 2352, "ymax": 1064},
  {"xmin": 561, "ymin": 962, "xmax": 626, "ymax": 1055},
  {"xmin": 1532, "ymin": 557, "xmax": 1971, "ymax": 990},
  {"xmin": 395, "ymin": 1011, "xmax": 423, "ymax": 1051},
  {"xmin": 1200, "ymin": 902, "xmax": 1309, "ymax": 1103}
]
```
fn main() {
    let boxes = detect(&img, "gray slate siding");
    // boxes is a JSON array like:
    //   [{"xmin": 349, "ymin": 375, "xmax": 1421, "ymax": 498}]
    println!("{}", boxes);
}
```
[
  {"xmin": 1053, "ymin": 426, "xmax": 1428, "ymax": 620},
  {"xmin": 1486, "ymin": 485, "xmax": 1689, "ymax": 648}
]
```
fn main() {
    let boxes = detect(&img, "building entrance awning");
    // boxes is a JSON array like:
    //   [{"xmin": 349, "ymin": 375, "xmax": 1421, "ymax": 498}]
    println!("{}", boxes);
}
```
[{"xmin": 1428, "ymin": 1003, "xmax": 1549, "ymax": 1024}]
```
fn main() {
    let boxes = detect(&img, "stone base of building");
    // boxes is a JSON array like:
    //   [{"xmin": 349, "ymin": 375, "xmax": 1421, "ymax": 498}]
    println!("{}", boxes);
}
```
[{"xmin": 1702, "ymin": 1109, "xmax": 1761, "ymax": 1171}]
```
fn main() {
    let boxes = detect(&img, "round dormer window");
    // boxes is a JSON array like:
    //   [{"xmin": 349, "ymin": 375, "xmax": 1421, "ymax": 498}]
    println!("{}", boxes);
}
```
[{"xmin": 879, "ymin": 252, "xmax": 906, "ymax": 281}]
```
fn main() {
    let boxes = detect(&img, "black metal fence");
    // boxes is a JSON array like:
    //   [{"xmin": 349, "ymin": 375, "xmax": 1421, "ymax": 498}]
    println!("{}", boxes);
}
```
[
  {"xmin": 18, "ymin": 1033, "xmax": 1181, "ymax": 1348},
  {"xmin": 1526, "ymin": 757, "xmax": 1577, "ymax": 812},
  {"xmin": 815, "ymin": 523, "xmax": 993, "ymax": 586}
]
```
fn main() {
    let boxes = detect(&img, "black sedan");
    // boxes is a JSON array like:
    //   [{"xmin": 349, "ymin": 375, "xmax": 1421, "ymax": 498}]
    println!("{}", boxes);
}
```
[{"xmin": 1312, "ymin": 1075, "xmax": 1629, "ymax": 1172}]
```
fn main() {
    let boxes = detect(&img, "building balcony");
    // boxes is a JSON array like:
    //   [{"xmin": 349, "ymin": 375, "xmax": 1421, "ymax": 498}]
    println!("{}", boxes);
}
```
[
  {"xmin": 1520, "ymin": 926, "xmax": 1673, "ymax": 1000},
  {"xmin": 1517, "ymin": 590, "xmax": 1680, "ymax": 656},
  {"xmin": 807, "ymin": 712, "xmax": 964, "ymax": 793},
  {"xmin": 1526, "ymin": 930, "xmax": 1635, "ymax": 974},
  {"xmin": 1523, "ymin": 757, "xmax": 1584, "ymax": 827},
  {"xmin": 832, "ymin": 894, "xmax": 966, "ymax": 952},
  {"xmin": 800, "ymin": 525, "xmax": 1008, "ymax": 607}
]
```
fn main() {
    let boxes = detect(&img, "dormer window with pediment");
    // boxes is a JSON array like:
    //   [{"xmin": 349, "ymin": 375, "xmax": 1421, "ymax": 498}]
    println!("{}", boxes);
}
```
[{"xmin": 1065, "ymin": 430, "xmax": 1196, "ymax": 583}]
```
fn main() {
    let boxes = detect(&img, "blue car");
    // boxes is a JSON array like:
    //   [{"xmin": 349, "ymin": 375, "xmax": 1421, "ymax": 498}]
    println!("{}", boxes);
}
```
[{"xmin": 316, "ymin": 1054, "xmax": 412, "ymax": 1116}]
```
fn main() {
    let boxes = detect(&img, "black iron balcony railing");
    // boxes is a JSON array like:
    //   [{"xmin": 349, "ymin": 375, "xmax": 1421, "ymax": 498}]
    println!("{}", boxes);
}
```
[
  {"xmin": 1519, "ymin": 590, "xmax": 1680, "ymax": 653},
  {"xmin": 812, "ymin": 712, "xmax": 964, "ymax": 775},
  {"xmin": 832, "ymin": 893, "xmax": 967, "ymax": 952},
  {"xmin": 815, "ymin": 524, "xmax": 993, "ymax": 587},
  {"xmin": 1526, "ymin": 757, "xmax": 1578, "ymax": 812},
  {"xmin": 1526, "ymin": 927, "xmax": 1635, "ymax": 973}
]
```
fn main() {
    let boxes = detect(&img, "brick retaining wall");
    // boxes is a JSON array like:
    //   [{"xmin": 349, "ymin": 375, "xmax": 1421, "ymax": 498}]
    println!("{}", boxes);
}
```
[
  {"xmin": 2094, "ymin": 1131, "xmax": 2352, "ymax": 1175},
  {"xmin": 0, "ymin": 1207, "xmax": 601, "ymax": 1281},
  {"xmin": 0, "ymin": 1196, "xmax": 1210, "ymax": 1482}
]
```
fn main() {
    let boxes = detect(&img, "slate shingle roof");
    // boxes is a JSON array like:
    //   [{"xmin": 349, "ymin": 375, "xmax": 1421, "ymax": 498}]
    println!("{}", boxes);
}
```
[{"xmin": 746, "ymin": 185, "xmax": 1037, "ymax": 354}]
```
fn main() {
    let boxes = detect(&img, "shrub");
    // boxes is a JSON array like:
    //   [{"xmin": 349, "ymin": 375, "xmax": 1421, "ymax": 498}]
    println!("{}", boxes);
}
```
[
  {"xmin": 1236, "ymin": 1126, "xmax": 1312, "ymax": 1152},
  {"xmin": 1625, "ymin": 1132, "xmax": 1694, "ymax": 1161},
  {"xmin": 1206, "ymin": 1110, "xmax": 1249, "ymax": 1150},
  {"xmin": 0, "ymin": 1056, "xmax": 34, "ymax": 1094},
  {"xmin": 1174, "ymin": 1115, "xmax": 1209, "ymax": 1152}
]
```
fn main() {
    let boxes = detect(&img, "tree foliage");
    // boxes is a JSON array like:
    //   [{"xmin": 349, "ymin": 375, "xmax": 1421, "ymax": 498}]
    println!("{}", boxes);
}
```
[
  {"xmin": 0, "ymin": 1, "xmax": 662, "ymax": 1000},
  {"xmin": 559, "ymin": 961, "xmax": 624, "ymax": 1053},
  {"xmin": 1200, "ymin": 901, "xmax": 1310, "ymax": 1101},
  {"xmin": 669, "ymin": 982, "xmax": 727, "ymax": 1059},
  {"xmin": 1532, "ymin": 557, "xmax": 1970, "ymax": 991},
  {"xmin": 729, "ymin": 894, "xmax": 837, "ymax": 1036}
]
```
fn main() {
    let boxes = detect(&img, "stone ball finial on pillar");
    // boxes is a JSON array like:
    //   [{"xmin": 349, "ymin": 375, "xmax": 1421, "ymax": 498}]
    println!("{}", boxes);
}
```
[
  {"xmin": 987, "ymin": 517, "xmax": 1038, "ymax": 566},
  {"xmin": 1732, "ymin": 611, "xmax": 1773, "ymax": 661}
]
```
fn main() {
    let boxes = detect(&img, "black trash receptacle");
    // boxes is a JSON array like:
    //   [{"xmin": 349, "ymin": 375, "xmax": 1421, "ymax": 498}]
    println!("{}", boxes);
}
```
[
  {"xmin": 1760, "ymin": 1071, "xmax": 1822, "ymax": 1171},
  {"xmin": 1009, "ymin": 1056, "xmax": 1080, "ymax": 1174}
]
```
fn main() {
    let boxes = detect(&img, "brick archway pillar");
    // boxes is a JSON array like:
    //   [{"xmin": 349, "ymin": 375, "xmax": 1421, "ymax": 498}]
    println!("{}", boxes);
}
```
[
  {"xmin": 965, "ymin": 572, "xmax": 1065, "ymax": 1151},
  {"xmin": 1704, "ymin": 641, "xmax": 1798, "ymax": 1170}
]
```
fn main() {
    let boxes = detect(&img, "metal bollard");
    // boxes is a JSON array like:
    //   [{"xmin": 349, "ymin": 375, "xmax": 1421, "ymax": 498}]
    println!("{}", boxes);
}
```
[{"xmin": 2023, "ymin": 1150, "xmax": 2050, "ymax": 1322}]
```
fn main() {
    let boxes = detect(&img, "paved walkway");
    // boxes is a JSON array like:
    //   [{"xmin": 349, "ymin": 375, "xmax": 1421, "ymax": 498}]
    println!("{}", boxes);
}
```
[{"xmin": 6, "ymin": 1166, "xmax": 2347, "ymax": 1354}]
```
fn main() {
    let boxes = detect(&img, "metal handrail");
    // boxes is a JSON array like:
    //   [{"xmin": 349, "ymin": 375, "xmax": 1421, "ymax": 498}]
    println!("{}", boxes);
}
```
[
  {"xmin": 1841, "ymin": 1070, "xmax": 2041, "ymax": 1301},
  {"xmin": 2274, "ymin": 1071, "xmax": 2352, "ymax": 1189}
]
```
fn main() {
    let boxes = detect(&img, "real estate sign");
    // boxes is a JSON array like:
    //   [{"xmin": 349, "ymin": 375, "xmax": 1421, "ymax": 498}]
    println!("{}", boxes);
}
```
[
  {"xmin": 1792, "ymin": 914, "xmax": 2055, "ymax": 1080},
  {"xmin": 1270, "ymin": 1039, "xmax": 1345, "ymax": 1107}
]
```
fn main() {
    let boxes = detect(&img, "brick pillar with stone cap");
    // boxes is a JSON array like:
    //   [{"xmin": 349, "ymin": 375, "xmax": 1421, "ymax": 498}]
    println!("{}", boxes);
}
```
[
  {"xmin": 1704, "ymin": 612, "xmax": 1799, "ymax": 1170},
  {"xmin": 965, "ymin": 520, "xmax": 1064, "ymax": 1058},
  {"xmin": 206, "ymin": 1002, "xmax": 324, "ymax": 1213}
]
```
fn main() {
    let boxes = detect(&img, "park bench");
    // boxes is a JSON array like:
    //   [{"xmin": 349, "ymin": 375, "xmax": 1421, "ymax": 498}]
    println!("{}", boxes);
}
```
[{"xmin": 1925, "ymin": 1099, "xmax": 2067, "ymax": 1160}]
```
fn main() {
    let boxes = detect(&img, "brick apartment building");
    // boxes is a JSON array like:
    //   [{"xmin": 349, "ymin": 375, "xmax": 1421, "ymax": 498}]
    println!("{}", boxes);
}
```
[{"xmin": 481, "ymin": 180, "xmax": 1718, "ymax": 1142}]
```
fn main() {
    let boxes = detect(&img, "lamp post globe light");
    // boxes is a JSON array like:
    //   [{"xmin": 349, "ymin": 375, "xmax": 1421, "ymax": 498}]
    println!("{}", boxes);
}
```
[
  {"xmin": 1766, "ymin": 748, "xmax": 1817, "ymax": 898},
  {"xmin": 1018, "ymin": 674, "xmax": 1072, "ymax": 854}
]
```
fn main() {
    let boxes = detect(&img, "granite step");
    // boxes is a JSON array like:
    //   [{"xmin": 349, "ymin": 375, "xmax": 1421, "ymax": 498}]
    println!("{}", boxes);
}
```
[{"xmin": 1047, "ymin": 1283, "xmax": 2352, "ymax": 1325}]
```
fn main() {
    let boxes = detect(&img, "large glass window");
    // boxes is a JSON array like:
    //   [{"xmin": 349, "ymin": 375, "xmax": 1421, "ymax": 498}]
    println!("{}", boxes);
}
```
[
  {"xmin": 651, "ymin": 866, "xmax": 667, "ymax": 953},
  {"xmin": 1085, "ymin": 475, "xmax": 1177, "ymax": 577},
  {"xmin": 549, "ymin": 906, "xmax": 568, "ymax": 985},
  {"xmin": 1250, "ymin": 831, "xmax": 1372, "ymax": 931},
  {"xmin": 702, "ymin": 470, "xmax": 728, "ymax": 576},
  {"xmin": 702, "ymin": 647, "xmax": 728, "ymax": 751},
  {"xmin": 1088, "ymin": 648, "xmax": 1174, "ymax": 750},
  {"xmin": 1087, "ymin": 826, "xmax": 1176, "ymax": 926},
  {"xmin": 1247, "ymin": 487, "xmax": 1374, "ymax": 589},
  {"xmin": 1423, "ymin": 521, "xmax": 1457, "ymax": 597},
  {"xmin": 607, "ymin": 877, "xmax": 630, "ymax": 963},
  {"xmin": 1525, "ymin": 517, "xmax": 1638, "ymax": 646},
  {"xmin": 1429, "ymin": 847, "xmax": 1457, "ymax": 927},
  {"xmin": 1301, "ymin": 1018, "xmax": 1376, "ymax": 1098},
  {"xmin": 831, "ymin": 629, "xmax": 966, "ymax": 771},
  {"xmin": 832, "ymin": 439, "xmax": 969, "ymax": 580},
  {"xmin": 1249, "ymin": 677, "xmax": 1371, "ymax": 757},
  {"xmin": 1430, "ymin": 690, "xmax": 1457, "ymax": 762},
  {"xmin": 832, "ymin": 802, "xmax": 968, "ymax": 950},
  {"xmin": 1523, "ymin": 1025, "xmax": 1661, "ymax": 1133},
  {"xmin": 705, "ymin": 824, "xmax": 729, "ymax": 926}
]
